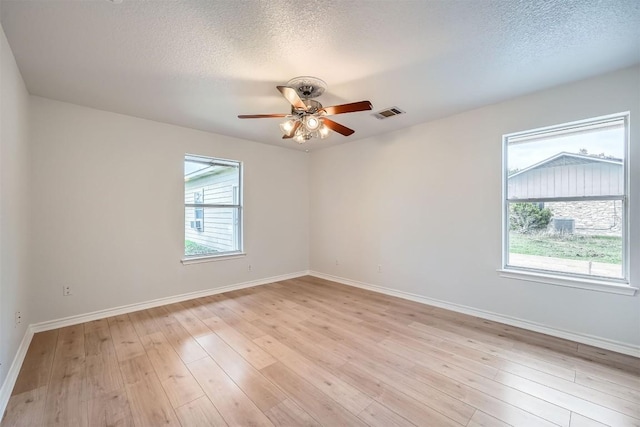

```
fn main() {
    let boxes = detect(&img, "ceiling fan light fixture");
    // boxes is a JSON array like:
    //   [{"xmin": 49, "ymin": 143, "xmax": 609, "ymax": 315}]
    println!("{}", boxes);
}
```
[
  {"xmin": 304, "ymin": 115, "xmax": 321, "ymax": 131},
  {"xmin": 279, "ymin": 119, "xmax": 295, "ymax": 134},
  {"xmin": 293, "ymin": 133, "xmax": 307, "ymax": 144},
  {"xmin": 318, "ymin": 124, "xmax": 330, "ymax": 139}
]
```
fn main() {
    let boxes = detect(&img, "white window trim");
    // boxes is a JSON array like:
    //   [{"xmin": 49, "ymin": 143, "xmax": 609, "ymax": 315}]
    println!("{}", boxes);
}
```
[
  {"xmin": 501, "ymin": 112, "xmax": 631, "ymax": 293},
  {"xmin": 181, "ymin": 252, "xmax": 246, "ymax": 265},
  {"xmin": 497, "ymin": 268, "xmax": 637, "ymax": 296}
]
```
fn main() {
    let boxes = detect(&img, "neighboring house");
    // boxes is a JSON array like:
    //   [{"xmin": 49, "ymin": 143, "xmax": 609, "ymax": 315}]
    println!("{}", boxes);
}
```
[
  {"xmin": 185, "ymin": 166, "xmax": 240, "ymax": 252},
  {"xmin": 508, "ymin": 152, "xmax": 623, "ymax": 235}
]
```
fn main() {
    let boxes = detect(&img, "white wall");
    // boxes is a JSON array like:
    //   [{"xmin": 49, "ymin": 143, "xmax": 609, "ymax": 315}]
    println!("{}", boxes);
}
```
[
  {"xmin": 309, "ymin": 66, "xmax": 640, "ymax": 348},
  {"xmin": 28, "ymin": 97, "xmax": 309, "ymax": 324},
  {"xmin": 0, "ymin": 23, "xmax": 30, "ymax": 388}
]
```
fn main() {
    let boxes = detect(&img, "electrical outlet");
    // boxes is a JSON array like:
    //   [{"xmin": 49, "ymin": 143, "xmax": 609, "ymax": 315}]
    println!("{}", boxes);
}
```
[
  {"xmin": 63, "ymin": 285, "xmax": 72, "ymax": 296},
  {"xmin": 248, "ymin": 264, "xmax": 252, "ymax": 271},
  {"xmin": 15, "ymin": 311, "xmax": 22, "ymax": 325},
  {"xmin": 378, "ymin": 264, "xmax": 382, "ymax": 273},
  {"xmin": 335, "ymin": 259, "xmax": 339, "ymax": 265}
]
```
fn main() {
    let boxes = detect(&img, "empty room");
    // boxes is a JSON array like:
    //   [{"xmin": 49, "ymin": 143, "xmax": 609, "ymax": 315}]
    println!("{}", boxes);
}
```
[{"xmin": 1, "ymin": 1, "xmax": 639, "ymax": 426}]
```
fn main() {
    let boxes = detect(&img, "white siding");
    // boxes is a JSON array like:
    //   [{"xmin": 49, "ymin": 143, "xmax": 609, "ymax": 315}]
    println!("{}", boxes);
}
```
[{"xmin": 508, "ymin": 162, "xmax": 623, "ymax": 199}]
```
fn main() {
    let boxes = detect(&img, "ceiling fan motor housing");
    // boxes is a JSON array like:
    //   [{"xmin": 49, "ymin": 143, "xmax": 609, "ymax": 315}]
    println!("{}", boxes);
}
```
[{"xmin": 293, "ymin": 99, "xmax": 323, "ymax": 115}]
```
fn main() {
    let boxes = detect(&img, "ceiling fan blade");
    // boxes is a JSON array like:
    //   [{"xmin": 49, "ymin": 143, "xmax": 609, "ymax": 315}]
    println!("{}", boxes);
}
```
[
  {"xmin": 282, "ymin": 120, "xmax": 302, "ymax": 139},
  {"xmin": 277, "ymin": 86, "xmax": 307, "ymax": 110},
  {"xmin": 238, "ymin": 114, "xmax": 289, "ymax": 119},
  {"xmin": 321, "ymin": 101, "xmax": 372, "ymax": 115},
  {"xmin": 323, "ymin": 118, "xmax": 355, "ymax": 136}
]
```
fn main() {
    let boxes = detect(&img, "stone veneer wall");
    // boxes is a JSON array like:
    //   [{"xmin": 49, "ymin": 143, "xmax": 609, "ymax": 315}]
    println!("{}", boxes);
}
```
[{"xmin": 547, "ymin": 200, "xmax": 622, "ymax": 236}]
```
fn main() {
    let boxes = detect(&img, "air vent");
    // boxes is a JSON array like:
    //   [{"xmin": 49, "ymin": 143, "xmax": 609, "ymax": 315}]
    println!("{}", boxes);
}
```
[{"xmin": 372, "ymin": 107, "xmax": 405, "ymax": 120}]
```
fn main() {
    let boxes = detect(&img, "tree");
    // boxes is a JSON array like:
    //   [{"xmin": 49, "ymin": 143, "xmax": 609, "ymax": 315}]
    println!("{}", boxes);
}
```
[{"xmin": 509, "ymin": 203, "xmax": 552, "ymax": 233}]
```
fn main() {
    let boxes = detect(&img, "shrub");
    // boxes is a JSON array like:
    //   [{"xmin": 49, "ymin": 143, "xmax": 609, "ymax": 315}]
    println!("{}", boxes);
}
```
[{"xmin": 509, "ymin": 203, "xmax": 553, "ymax": 233}]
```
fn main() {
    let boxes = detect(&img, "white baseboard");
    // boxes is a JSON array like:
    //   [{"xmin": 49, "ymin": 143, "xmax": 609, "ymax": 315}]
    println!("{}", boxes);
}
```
[
  {"xmin": 309, "ymin": 271, "xmax": 640, "ymax": 358},
  {"xmin": 0, "ymin": 326, "xmax": 34, "ymax": 419},
  {"xmin": 31, "ymin": 271, "xmax": 309, "ymax": 333}
]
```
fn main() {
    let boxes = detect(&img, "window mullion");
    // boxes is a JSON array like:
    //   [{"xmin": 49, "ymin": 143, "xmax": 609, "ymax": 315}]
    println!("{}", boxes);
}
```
[{"xmin": 184, "ymin": 205, "xmax": 241, "ymax": 208}]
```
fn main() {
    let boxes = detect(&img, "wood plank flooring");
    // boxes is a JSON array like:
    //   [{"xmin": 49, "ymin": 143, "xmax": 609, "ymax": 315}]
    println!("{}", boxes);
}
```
[{"xmin": 2, "ymin": 276, "xmax": 639, "ymax": 426}]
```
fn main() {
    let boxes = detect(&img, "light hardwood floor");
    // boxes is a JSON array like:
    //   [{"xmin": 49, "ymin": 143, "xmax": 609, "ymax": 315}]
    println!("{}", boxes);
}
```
[{"xmin": 2, "ymin": 276, "xmax": 639, "ymax": 426}]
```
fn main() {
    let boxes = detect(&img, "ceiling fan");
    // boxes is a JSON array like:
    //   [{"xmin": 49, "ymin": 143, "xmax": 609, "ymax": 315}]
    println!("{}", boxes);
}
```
[{"xmin": 238, "ymin": 76, "xmax": 373, "ymax": 143}]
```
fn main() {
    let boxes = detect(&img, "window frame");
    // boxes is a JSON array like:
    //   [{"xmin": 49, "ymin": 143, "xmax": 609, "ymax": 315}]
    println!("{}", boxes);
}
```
[
  {"xmin": 500, "ymin": 112, "xmax": 635, "ymax": 294},
  {"xmin": 182, "ymin": 154, "xmax": 244, "ymax": 264}
]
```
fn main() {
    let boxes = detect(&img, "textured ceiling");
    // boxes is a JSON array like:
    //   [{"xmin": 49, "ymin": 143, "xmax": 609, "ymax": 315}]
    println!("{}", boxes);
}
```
[{"xmin": 2, "ymin": 0, "xmax": 639, "ymax": 151}]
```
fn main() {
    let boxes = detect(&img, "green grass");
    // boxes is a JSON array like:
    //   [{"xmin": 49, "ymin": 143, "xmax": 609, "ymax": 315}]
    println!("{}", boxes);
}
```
[
  {"xmin": 509, "ymin": 232, "xmax": 622, "ymax": 264},
  {"xmin": 185, "ymin": 240, "xmax": 218, "ymax": 257}
]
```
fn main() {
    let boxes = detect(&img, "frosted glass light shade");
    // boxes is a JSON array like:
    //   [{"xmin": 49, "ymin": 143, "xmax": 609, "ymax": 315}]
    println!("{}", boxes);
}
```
[
  {"xmin": 279, "ymin": 119, "xmax": 295, "ymax": 134},
  {"xmin": 305, "ymin": 116, "xmax": 321, "ymax": 131}
]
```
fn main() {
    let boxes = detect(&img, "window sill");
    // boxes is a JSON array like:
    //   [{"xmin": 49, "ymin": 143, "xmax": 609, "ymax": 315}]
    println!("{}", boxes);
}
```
[
  {"xmin": 181, "ymin": 252, "xmax": 246, "ymax": 265},
  {"xmin": 497, "ymin": 268, "xmax": 637, "ymax": 296}
]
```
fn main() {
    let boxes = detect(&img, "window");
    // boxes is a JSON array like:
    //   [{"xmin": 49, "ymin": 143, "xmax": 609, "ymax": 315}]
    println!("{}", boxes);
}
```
[
  {"xmin": 184, "ymin": 154, "xmax": 242, "ymax": 258},
  {"xmin": 503, "ymin": 113, "xmax": 628, "ymax": 284}
]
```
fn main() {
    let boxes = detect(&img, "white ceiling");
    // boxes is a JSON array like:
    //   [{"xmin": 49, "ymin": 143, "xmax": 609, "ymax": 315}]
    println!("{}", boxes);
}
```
[{"xmin": 2, "ymin": 0, "xmax": 639, "ymax": 151}]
